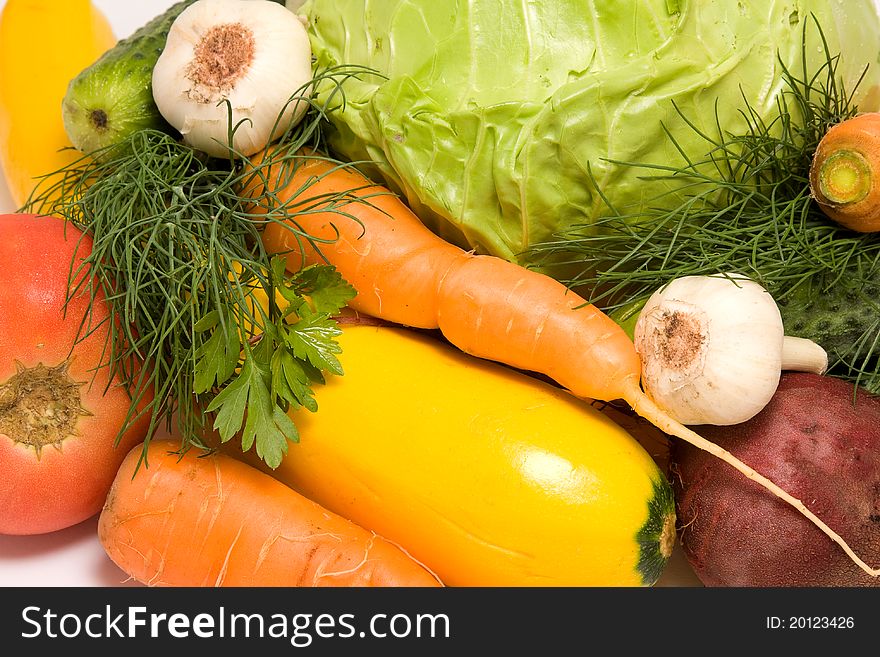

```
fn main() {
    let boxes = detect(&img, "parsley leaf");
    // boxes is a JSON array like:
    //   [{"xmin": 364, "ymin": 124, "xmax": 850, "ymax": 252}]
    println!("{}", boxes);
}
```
[
  {"xmin": 198, "ymin": 262, "xmax": 355, "ymax": 469},
  {"xmin": 287, "ymin": 262, "xmax": 358, "ymax": 314},
  {"xmin": 206, "ymin": 348, "xmax": 297, "ymax": 469},
  {"xmin": 192, "ymin": 308, "xmax": 241, "ymax": 394},
  {"xmin": 285, "ymin": 310, "xmax": 346, "ymax": 376},
  {"xmin": 271, "ymin": 347, "xmax": 319, "ymax": 413}
]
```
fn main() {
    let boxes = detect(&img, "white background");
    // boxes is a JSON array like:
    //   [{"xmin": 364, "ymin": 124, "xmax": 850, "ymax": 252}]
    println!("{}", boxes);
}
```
[{"xmin": 0, "ymin": 0, "xmax": 703, "ymax": 587}]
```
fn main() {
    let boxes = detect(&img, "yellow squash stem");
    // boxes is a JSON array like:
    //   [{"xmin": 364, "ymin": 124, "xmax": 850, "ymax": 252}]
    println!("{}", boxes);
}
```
[{"xmin": 623, "ymin": 379, "xmax": 880, "ymax": 578}]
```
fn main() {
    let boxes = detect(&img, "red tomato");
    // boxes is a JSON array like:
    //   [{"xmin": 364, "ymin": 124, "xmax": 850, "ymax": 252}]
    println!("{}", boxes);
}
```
[{"xmin": 0, "ymin": 214, "xmax": 152, "ymax": 535}]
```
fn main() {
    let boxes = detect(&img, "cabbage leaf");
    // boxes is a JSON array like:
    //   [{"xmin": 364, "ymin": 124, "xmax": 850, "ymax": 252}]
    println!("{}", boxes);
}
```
[{"xmin": 299, "ymin": 0, "xmax": 880, "ymax": 274}]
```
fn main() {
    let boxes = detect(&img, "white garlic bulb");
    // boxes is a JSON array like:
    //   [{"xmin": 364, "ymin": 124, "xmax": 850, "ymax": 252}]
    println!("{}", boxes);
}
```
[
  {"xmin": 634, "ymin": 273, "xmax": 828, "ymax": 426},
  {"xmin": 152, "ymin": 0, "xmax": 313, "ymax": 158}
]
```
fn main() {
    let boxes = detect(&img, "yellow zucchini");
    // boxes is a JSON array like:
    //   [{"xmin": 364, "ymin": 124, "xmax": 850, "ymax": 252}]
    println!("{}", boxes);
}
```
[
  {"xmin": 0, "ymin": 1, "xmax": 115, "ymax": 207},
  {"xmin": 234, "ymin": 323, "xmax": 676, "ymax": 587}
]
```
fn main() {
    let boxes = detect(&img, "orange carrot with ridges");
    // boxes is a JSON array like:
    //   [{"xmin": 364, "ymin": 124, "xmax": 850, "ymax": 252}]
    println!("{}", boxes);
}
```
[
  {"xmin": 250, "ymin": 154, "xmax": 636, "ymax": 399},
  {"xmin": 99, "ymin": 440, "xmax": 443, "ymax": 587},
  {"xmin": 244, "ymin": 151, "xmax": 880, "ymax": 578}
]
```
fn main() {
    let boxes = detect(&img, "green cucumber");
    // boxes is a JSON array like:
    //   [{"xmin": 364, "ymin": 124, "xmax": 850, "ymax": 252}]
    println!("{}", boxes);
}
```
[
  {"xmin": 62, "ymin": 0, "xmax": 192, "ymax": 153},
  {"xmin": 778, "ymin": 274, "xmax": 880, "ymax": 393},
  {"xmin": 61, "ymin": 0, "xmax": 287, "ymax": 154}
]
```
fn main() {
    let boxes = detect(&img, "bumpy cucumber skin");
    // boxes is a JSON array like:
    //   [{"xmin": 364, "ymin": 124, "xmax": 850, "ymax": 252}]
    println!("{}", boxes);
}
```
[
  {"xmin": 778, "ymin": 275, "xmax": 880, "ymax": 393},
  {"xmin": 62, "ymin": 0, "xmax": 287, "ymax": 154}
]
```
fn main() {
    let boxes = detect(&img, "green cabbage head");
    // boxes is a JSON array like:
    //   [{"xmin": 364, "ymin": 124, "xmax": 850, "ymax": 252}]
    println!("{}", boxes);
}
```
[{"xmin": 298, "ymin": 0, "xmax": 880, "ymax": 273}]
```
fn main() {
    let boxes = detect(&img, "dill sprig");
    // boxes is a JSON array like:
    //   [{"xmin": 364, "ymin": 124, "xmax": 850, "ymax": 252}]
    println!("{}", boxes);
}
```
[
  {"xmin": 528, "ymin": 21, "xmax": 880, "ymax": 393},
  {"xmin": 22, "ymin": 66, "xmax": 376, "ymax": 468}
]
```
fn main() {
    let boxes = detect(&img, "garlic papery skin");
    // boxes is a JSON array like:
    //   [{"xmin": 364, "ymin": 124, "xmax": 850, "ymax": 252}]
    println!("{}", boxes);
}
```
[
  {"xmin": 152, "ymin": 0, "xmax": 312, "ymax": 158},
  {"xmin": 633, "ymin": 274, "xmax": 826, "ymax": 426}
]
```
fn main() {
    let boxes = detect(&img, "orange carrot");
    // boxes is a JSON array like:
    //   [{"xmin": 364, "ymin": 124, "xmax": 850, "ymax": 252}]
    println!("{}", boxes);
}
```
[
  {"xmin": 249, "ymin": 154, "xmax": 636, "ymax": 400},
  {"xmin": 244, "ymin": 150, "xmax": 880, "ymax": 578},
  {"xmin": 809, "ymin": 112, "xmax": 880, "ymax": 232},
  {"xmin": 99, "ymin": 440, "xmax": 443, "ymax": 587}
]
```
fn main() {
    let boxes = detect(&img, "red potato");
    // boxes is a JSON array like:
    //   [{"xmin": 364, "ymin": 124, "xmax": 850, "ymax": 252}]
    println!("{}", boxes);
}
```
[
  {"xmin": 672, "ymin": 372, "xmax": 880, "ymax": 586},
  {"xmin": 0, "ymin": 213, "xmax": 152, "ymax": 535}
]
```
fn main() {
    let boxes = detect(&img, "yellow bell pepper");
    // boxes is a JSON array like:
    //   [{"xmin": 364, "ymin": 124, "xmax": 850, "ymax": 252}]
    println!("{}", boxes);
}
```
[
  {"xmin": 230, "ymin": 322, "xmax": 676, "ymax": 587},
  {"xmin": 0, "ymin": 0, "xmax": 115, "ymax": 208}
]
